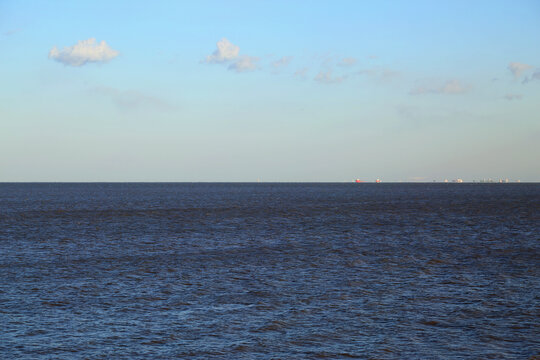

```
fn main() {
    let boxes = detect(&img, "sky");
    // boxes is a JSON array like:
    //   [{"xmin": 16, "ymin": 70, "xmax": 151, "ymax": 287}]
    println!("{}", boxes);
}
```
[{"xmin": 1, "ymin": 0, "xmax": 539, "ymax": 182}]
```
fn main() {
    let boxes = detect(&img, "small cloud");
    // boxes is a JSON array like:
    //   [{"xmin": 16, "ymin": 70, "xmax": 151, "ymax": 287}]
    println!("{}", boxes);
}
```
[
  {"xmin": 368, "ymin": 55, "xmax": 378, "ymax": 59},
  {"xmin": 228, "ymin": 55, "xmax": 259, "ymax": 72},
  {"xmin": 338, "ymin": 57, "xmax": 357, "ymax": 67},
  {"xmin": 508, "ymin": 62, "xmax": 533, "ymax": 79},
  {"xmin": 203, "ymin": 38, "xmax": 257, "ymax": 73},
  {"xmin": 294, "ymin": 67, "xmax": 308, "ymax": 79},
  {"xmin": 314, "ymin": 70, "xmax": 346, "ymax": 84},
  {"xmin": 204, "ymin": 38, "xmax": 239, "ymax": 64},
  {"xmin": 271, "ymin": 56, "xmax": 293, "ymax": 69},
  {"xmin": 90, "ymin": 86, "xmax": 174, "ymax": 112},
  {"xmin": 522, "ymin": 71, "xmax": 540, "ymax": 84},
  {"xmin": 49, "ymin": 38, "xmax": 119, "ymax": 66},
  {"xmin": 410, "ymin": 80, "xmax": 469, "ymax": 95},
  {"xmin": 504, "ymin": 94, "xmax": 523, "ymax": 101}
]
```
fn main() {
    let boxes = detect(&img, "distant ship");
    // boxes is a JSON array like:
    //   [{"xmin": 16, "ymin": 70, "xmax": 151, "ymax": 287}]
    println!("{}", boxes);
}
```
[{"xmin": 355, "ymin": 179, "xmax": 381, "ymax": 183}]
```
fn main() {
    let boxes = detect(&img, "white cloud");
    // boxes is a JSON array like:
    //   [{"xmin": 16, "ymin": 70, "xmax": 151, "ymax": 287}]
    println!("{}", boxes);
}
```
[
  {"xmin": 49, "ymin": 38, "xmax": 119, "ymax": 66},
  {"xmin": 504, "ymin": 94, "xmax": 523, "ymax": 101},
  {"xmin": 204, "ymin": 38, "xmax": 240, "ymax": 63},
  {"xmin": 228, "ymin": 55, "xmax": 259, "ymax": 72},
  {"xmin": 203, "ymin": 38, "xmax": 258, "ymax": 73},
  {"xmin": 271, "ymin": 56, "xmax": 293, "ymax": 68},
  {"xmin": 338, "ymin": 57, "xmax": 357, "ymax": 67},
  {"xmin": 508, "ymin": 62, "xmax": 533, "ymax": 78},
  {"xmin": 410, "ymin": 80, "xmax": 469, "ymax": 95},
  {"xmin": 314, "ymin": 70, "xmax": 346, "ymax": 84}
]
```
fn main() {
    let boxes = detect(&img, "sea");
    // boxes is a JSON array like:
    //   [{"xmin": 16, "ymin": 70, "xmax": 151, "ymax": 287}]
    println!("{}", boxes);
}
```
[{"xmin": 1, "ymin": 183, "xmax": 538, "ymax": 359}]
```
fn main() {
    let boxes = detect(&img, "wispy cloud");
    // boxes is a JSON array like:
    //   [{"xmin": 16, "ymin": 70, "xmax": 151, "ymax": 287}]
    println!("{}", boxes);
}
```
[
  {"xmin": 90, "ymin": 86, "xmax": 174, "ymax": 112},
  {"xmin": 314, "ymin": 70, "xmax": 346, "ymax": 84},
  {"xmin": 228, "ymin": 55, "xmax": 259, "ymax": 72},
  {"xmin": 338, "ymin": 57, "xmax": 357, "ymax": 67},
  {"xmin": 504, "ymin": 94, "xmax": 523, "ymax": 101},
  {"xmin": 294, "ymin": 67, "xmax": 308, "ymax": 79},
  {"xmin": 271, "ymin": 56, "xmax": 293, "ymax": 69},
  {"xmin": 508, "ymin": 62, "xmax": 533, "ymax": 79},
  {"xmin": 410, "ymin": 80, "xmax": 469, "ymax": 95},
  {"xmin": 49, "ymin": 38, "xmax": 119, "ymax": 66},
  {"xmin": 203, "ymin": 38, "xmax": 258, "ymax": 73},
  {"xmin": 522, "ymin": 71, "xmax": 540, "ymax": 84}
]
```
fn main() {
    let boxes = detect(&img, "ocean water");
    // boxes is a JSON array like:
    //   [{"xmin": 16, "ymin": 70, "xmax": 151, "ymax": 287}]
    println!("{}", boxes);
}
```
[{"xmin": 1, "ymin": 183, "xmax": 539, "ymax": 359}]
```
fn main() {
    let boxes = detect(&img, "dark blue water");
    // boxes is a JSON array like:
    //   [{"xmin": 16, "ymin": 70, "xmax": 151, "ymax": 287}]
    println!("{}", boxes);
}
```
[{"xmin": 1, "ymin": 183, "xmax": 539, "ymax": 359}]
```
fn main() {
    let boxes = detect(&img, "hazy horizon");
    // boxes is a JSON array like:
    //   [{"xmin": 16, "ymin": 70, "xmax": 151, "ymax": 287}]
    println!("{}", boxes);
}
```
[
  {"xmin": 1, "ymin": 0, "xmax": 539, "ymax": 182},
  {"xmin": 0, "ymin": 180, "xmax": 535, "ymax": 184}
]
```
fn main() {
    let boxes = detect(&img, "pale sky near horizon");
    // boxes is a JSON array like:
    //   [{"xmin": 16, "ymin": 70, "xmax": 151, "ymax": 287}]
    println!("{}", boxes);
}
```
[{"xmin": 1, "ymin": 0, "xmax": 539, "ymax": 182}]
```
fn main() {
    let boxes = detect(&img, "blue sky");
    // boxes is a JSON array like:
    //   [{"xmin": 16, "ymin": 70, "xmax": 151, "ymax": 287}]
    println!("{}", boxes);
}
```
[{"xmin": 1, "ymin": 0, "xmax": 539, "ymax": 181}]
